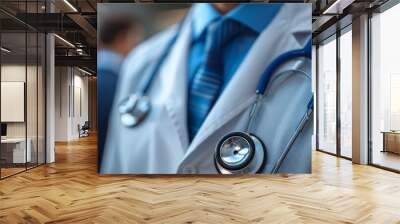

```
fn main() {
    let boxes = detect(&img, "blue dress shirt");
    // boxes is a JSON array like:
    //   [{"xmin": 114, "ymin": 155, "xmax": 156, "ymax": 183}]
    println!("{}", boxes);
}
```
[{"xmin": 188, "ymin": 3, "xmax": 282, "ymax": 90}]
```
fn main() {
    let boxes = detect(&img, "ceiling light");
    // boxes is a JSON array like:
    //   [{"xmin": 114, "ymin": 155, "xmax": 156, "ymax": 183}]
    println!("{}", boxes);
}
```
[
  {"xmin": 323, "ymin": 0, "xmax": 354, "ymax": 15},
  {"xmin": 1, "ymin": 47, "xmax": 11, "ymax": 53},
  {"xmin": 54, "ymin": 34, "xmax": 75, "ymax": 48},
  {"xmin": 63, "ymin": 0, "xmax": 78, "ymax": 12},
  {"xmin": 78, "ymin": 67, "xmax": 92, "ymax": 76}
]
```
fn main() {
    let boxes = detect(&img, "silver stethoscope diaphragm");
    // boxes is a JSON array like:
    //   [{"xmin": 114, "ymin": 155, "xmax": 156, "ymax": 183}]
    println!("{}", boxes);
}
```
[
  {"xmin": 215, "ymin": 132, "xmax": 266, "ymax": 174},
  {"xmin": 119, "ymin": 94, "xmax": 151, "ymax": 127}
]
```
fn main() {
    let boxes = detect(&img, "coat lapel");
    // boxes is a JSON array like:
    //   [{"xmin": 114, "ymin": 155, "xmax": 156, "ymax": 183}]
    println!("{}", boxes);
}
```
[
  {"xmin": 154, "ymin": 16, "xmax": 192, "ymax": 151},
  {"xmin": 182, "ymin": 4, "xmax": 311, "ymax": 161}
]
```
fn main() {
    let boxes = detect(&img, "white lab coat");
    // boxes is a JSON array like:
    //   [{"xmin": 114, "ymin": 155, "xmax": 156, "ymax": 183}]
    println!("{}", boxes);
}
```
[{"xmin": 101, "ymin": 4, "xmax": 313, "ymax": 174}]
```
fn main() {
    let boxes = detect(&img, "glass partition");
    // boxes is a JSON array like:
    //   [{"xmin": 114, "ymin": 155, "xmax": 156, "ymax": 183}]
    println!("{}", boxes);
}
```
[
  {"xmin": 370, "ymin": 3, "xmax": 400, "ymax": 171},
  {"xmin": 27, "ymin": 30, "xmax": 38, "ymax": 169},
  {"xmin": 317, "ymin": 36, "xmax": 337, "ymax": 155},
  {"xmin": 26, "ymin": 0, "xmax": 40, "ymax": 169},
  {"xmin": 1, "ymin": 30, "xmax": 28, "ymax": 177},
  {"xmin": 0, "ymin": 1, "xmax": 46, "ymax": 179}
]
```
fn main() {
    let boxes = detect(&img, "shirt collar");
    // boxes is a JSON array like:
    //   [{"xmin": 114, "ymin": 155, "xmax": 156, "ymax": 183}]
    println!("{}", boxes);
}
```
[
  {"xmin": 191, "ymin": 3, "xmax": 220, "ymax": 40},
  {"xmin": 225, "ymin": 3, "xmax": 282, "ymax": 33},
  {"xmin": 191, "ymin": 3, "xmax": 283, "ymax": 40}
]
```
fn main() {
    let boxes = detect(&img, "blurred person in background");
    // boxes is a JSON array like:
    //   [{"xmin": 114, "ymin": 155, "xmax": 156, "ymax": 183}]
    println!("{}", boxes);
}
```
[{"xmin": 97, "ymin": 15, "xmax": 142, "ymax": 168}]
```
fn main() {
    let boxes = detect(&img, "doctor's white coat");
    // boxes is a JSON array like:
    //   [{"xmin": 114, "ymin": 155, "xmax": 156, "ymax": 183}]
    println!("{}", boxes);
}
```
[{"xmin": 101, "ymin": 4, "xmax": 313, "ymax": 174}]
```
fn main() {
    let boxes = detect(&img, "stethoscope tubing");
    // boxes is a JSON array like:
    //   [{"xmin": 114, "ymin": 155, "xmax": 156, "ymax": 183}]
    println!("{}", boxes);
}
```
[
  {"xmin": 249, "ymin": 43, "xmax": 313, "ymax": 173},
  {"xmin": 245, "ymin": 68, "xmax": 313, "ymax": 174},
  {"xmin": 256, "ymin": 41, "xmax": 312, "ymax": 95},
  {"xmin": 140, "ymin": 16, "xmax": 187, "ymax": 95}
]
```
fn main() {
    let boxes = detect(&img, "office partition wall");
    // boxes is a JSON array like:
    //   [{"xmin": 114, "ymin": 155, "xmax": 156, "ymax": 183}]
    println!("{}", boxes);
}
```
[
  {"xmin": 0, "ymin": 31, "xmax": 28, "ymax": 177},
  {"xmin": 370, "ymin": 3, "xmax": 400, "ymax": 172},
  {"xmin": 0, "ymin": 0, "xmax": 47, "ymax": 179}
]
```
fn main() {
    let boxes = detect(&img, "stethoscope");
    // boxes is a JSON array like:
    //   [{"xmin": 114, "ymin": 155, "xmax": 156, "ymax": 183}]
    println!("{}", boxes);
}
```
[
  {"xmin": 119, "ymin": 20, "xmax": 185, "ymax": 128},
  {"xmin": 118, "ymin": 18, "xmax": 313, "ymax": 174},
  {"xmin": 214, "ymin": 42, "xmax": 313, "ymax": 174}
]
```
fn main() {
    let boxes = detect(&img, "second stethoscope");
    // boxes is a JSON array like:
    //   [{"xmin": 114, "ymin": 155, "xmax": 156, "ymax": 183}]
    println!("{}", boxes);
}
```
[
  {"xmin": 118, "ymin": 21, "xmax": 186, "ymax": 128},
  {"xmin": 118, "ymin": 22, "xmax": 313, "ymax": 174}
]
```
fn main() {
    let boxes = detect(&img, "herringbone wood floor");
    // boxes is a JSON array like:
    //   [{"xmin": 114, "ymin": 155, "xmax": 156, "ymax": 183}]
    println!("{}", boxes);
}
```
[{"xmin": 1, "ymin": 135, "xmax": 400, "ymax": 224}]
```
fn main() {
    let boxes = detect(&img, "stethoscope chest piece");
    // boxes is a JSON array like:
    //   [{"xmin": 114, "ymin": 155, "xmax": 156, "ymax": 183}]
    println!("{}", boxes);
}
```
[
  {"xmin": 215, "ymin": 132, "xmax": 266, "ymax": 174},
  {"xmin": 119, "ymin": 94, "xmax": 151, "ymax": 127}
]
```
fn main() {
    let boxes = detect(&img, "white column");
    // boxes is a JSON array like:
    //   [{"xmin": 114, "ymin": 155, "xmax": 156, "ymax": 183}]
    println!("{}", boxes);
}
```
[
  {"xmin": 352, "ymin": 14, "xmax": 369, "ymax": 164},
  {"xmin": 46, "ymin": 33, "xmax": 55, "ymax": 163},
  {"xmin": 46, "ymin": 1, "xmax": 56, "ymax": 163}
]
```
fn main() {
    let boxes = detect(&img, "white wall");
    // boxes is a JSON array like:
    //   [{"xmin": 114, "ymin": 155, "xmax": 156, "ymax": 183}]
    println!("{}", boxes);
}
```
[
  {"xmin": 1, "ymin": 65, "xmax": 26, "ymax": 138},
  {"xmin": 55, "ymin": 67, "xmax": 89, "ymax": 141},
  {"xmin": 1, "ymin": 82, "xmax": 25, "ymax": 122},
  {"xmin": 1, "ymin": 65, "xmax": 40, "ymax": 137},
  {"xmin": 55, "ymin": 66, "xmax": 69, "ymax": 141},
  {"xmin": 71, "ymin": 72, "xmax": 89, "ymax": 138}
]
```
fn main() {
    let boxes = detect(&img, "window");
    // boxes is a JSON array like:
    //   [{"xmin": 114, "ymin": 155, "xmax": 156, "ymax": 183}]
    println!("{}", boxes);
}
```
[
  {"xmin": 317, "ymin": 36, "xmax": 337, "ymax": 154},
  {"xmin": 339, "ymin": 28, "xmax": 352, "ymax": 158},
  {"xmin": 370, "ymin": 3, "xmax": 400, "ymax": 171}
]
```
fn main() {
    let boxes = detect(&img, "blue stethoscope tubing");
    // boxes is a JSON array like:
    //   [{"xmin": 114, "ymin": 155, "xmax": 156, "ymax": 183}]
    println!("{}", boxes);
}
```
[{"xmin": 257, "ymin": 40, "xmax": 311, "ymax": 95}]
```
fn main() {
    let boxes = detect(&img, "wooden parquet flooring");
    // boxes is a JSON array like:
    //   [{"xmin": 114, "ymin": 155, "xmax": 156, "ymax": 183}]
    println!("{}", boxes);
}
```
[{"xmin": 1, "ymin": 135, "xmax": 400, "ymax": 223}]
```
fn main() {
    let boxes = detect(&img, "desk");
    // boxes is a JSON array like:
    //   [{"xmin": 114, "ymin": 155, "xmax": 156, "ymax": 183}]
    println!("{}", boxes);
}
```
[
  {"xmin": 1, "ymin": 138, "xmax": 32, "ymax": 164},
  {"xmin": 382, "ymin": 131, "xmax": 400, "ymax": 154}
]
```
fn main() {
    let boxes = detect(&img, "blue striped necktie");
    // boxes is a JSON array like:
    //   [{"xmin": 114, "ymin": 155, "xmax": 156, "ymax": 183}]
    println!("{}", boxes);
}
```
[{"xmin": 188, "ymin": 19, "xmax": 244, "ymax": 140}]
